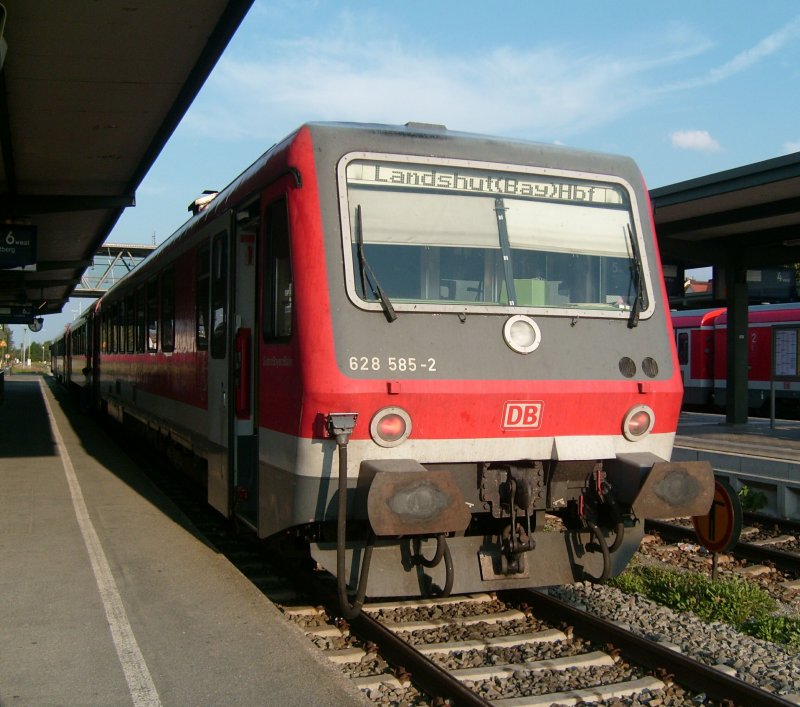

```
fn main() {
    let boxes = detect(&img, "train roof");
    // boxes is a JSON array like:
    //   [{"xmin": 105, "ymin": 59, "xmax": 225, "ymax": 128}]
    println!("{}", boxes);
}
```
[
  {"xmin": 716, "ymin": 301, "xmax": 800, "ymax": 325},
  {"xmin": 670, "ymin": 307, "xmax": 726, "ymax": 327},
  {"xmin": 672, "ymin": 302, "xmax": 800, "ymax": 328},
  {"xmin": 303, "ymin": 121, "xmax": 641, "ymax": 176}
]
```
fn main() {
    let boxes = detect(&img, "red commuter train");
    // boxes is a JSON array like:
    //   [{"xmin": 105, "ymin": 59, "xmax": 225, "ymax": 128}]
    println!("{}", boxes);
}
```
[
  {"xmin": 673, "ymin": 302, "xmax": 800, "ymax": 412},
  {"xmin": 52, "ymin": 122, "xmax": 712, "ymax": 613}
]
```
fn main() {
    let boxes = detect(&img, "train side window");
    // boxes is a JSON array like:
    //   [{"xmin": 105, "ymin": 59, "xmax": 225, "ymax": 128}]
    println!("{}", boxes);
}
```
[
  {"xmin": 210, "ymin": 232, "xmax": 228, "ymax": 358},
  {"xmin": 120, "ymin": 304, "xmax": 125, "ymax": 353},
  {"xmin": 135, "ymin": 287, "xmax": 146, "ymax": 353},
  {"xmin": 146, "ymin": 279, "xmax": 159, "ymax": 352},
  {"xmin": 263, "ymin": 197, "xmax": 292, "ymax": 340},
  {"xmin": 196, "ymin": 244, "xmax": 210, "ymax": 350},
  {"xmin": 162, "ymin": 268, "xmax": 176, "ymax": 353},
  {"xmin": 115, "ymin": 303, "xmax": 121, "ymax": 353},
  {"xmin": 118, "ymin": 300, "xmax": 126, "ymax": 353},
  {"xmin": 678, "ymin": 332, "xmax": 689, "ymax": 365},
  {"xmin": 109, "ymin": 305, "xmax": 116, "ymax": 353},
  {"xmin": 109, "ymin": 304, "xmax": 115, "ymax": 353},
  {"xmin": 126, "ymin": 294, "xmax": 135, "ymax": 353}
]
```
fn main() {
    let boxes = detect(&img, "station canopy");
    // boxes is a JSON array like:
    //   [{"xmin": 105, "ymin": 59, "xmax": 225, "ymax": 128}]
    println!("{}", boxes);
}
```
[
  {"xmin": 651, "ymin": 151, "xmax": 800, "ymax": 287},
  {"xmin": 651, "ymin": 150, "xmax": 800, "ymax": 423},
  {"xmin": 0, "ymin": 0, "xmax": 252, "ymax": 323}
]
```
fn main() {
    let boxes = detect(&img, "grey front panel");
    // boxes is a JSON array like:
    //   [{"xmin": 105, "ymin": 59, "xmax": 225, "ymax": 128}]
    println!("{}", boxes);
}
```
[
  {"xmin": 334, "ymin": 313, "xmax": 670, "ymax": 382},
  {"xmin": 306, "ymin": 124, "xmax": 674, "ymax": 385}
]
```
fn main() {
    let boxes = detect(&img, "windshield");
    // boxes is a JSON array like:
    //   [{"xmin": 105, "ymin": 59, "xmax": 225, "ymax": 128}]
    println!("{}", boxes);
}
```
[{"xmin": 341, "ymin": 156, "xmax": 649, "ymax": 316}]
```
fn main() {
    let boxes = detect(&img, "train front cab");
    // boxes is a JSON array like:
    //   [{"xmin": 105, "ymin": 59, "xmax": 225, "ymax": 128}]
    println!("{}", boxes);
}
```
[{"xmin": 271, "ymin": 124, "xmax": 713, "ymax": 601}]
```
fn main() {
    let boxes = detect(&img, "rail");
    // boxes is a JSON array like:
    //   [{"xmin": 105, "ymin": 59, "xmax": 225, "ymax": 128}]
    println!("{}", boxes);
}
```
[
  {"xmin": 509, "ymin": 588, "xmax": 798, "ymax": 707},
  {"xmin": 647, "ymin": 519, "xmax": 800, "ymax": 575}
]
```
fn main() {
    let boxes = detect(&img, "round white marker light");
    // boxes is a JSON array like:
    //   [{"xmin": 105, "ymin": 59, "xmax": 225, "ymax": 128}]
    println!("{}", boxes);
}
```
[{"xmin": 503, "ymin": 315, "xmax": 541, "ymax": 354}]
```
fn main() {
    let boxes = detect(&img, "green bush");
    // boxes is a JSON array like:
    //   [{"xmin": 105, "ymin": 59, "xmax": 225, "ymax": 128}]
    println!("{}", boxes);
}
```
[
  {"xmin": 610, "ymin": 565, "xmax": 787, "ymax": 641},
  {"xmin": 744, "ymin": 615, "xmax": 800, "ymax": 649}
]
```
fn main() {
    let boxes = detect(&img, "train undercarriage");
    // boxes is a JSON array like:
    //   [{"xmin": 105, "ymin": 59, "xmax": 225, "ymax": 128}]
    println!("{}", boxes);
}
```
[{"xmin": 305, "ymin": 415, "xmax": 713, "ymax": 615}]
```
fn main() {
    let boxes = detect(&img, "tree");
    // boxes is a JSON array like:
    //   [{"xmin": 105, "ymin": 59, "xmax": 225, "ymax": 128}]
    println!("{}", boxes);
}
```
[{"xmin": 29, "ymin": 341, "xmax": 46, "ymax": 363}]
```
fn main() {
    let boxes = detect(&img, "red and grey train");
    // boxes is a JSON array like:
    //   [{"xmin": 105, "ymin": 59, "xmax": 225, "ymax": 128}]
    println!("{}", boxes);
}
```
[
  {"xmin": 673, "ymin": 302, "xmax": 800, "ymax": 411},
  {"xmin": 52, "ymin": 122, "xmax": 712, "ymax": 614}
]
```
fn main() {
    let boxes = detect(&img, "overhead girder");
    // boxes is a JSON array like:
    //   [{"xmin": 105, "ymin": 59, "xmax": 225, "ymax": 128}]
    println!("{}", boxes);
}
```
[{"xmin": 0, "ymin": 194, "xmax": 136, "ymax": 219}]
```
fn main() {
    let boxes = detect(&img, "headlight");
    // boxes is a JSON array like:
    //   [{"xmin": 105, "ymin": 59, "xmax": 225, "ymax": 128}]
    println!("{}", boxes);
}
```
[
  {"xmin": 370, "ymin": 407, "xmax": 412, "ymax": 447},
  {"xmin": 622, "ymin": 405, "xmax": 654, "ymax": 441}
]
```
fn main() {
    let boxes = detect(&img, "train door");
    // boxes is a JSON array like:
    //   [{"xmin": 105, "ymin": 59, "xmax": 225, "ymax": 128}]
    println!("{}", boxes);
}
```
[
  {"xmin": 65, "ymin": 325, "xmax": 72, "ymax": 386},
  {"xmin": 231, "ymin": 202, "xmax": 261, "ymax": 530},
  {"xmin": 207, "ymin": 229, "xmax": 231, "ymax": 512},
  {"xmin": 676, "ymin": 329, "xmax": 689, "ymax": 383}
]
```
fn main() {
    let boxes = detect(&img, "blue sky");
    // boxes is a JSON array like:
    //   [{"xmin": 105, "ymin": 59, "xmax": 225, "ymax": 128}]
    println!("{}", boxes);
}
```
[{"xmin": 21, "ymin": 0, "xmax": 800, "ymax": 344}]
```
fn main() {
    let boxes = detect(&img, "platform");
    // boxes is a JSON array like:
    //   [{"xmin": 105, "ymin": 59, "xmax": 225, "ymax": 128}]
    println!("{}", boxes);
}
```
[
  {"xmin": 674, "ymin": 411, "xmax": 800, "ymax": 519},
  {"xmin": 0, "ymin": 375, "xmax": 367, "ymax": 706}
]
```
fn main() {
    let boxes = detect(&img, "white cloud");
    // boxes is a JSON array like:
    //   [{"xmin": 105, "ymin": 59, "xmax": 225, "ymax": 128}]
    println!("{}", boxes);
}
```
[
  {"xmin": 670, "ymin": 130, "xmax": 721, "ymax": 152},
  {"xmin": 661, "ymin": 15, "xmax": 800, "ymax": 91},
  {"xmin": 183, "ymin": 12, "xmax": 800, "ymax": 150},
  {"xmin": 186, "ymin": 41, "xmax": 646, "ymax": 141},
  {"xmin": 710, "ymin": 15, "xmax": 800, "ymax": 80},
  {"xmin": 783, "ymin": 140, "xmax": 800, "ymax": 154},
  {"xmin": 184, "ymin": 15, "xmax": 707, "ymax": 144}
]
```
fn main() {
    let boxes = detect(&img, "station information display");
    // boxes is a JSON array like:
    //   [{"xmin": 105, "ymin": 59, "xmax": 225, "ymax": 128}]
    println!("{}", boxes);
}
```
[{"xmin": 773, "ymin": 326, "xmax": 800, "ymax": 380}]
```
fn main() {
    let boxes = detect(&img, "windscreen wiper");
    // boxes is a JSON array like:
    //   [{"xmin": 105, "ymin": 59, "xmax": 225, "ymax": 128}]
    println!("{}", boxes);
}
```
[
  {"xmin": 626, "ymin": 223, "xmax": 645, "ymax": 328},
  {"xmin": 355, "ymin": 205, "xmax": 397, "ymax": 323},
  {"xmin": 494, "ymin": 197, "xmax": 517, "ymax": 305}
]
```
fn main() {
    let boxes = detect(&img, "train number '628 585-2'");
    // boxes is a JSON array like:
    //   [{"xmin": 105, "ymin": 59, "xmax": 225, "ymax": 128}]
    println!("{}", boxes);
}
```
[{"xmin": 348, "ymin": 356, "xmax": 438, "ymax": 372}]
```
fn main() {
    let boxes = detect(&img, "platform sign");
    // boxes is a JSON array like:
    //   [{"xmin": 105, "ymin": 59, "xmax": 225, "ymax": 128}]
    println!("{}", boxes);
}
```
[
  {"xmin": 0, "ymin": 225, "xmax": 37, "ymax": 268},
  {"xmin": 0, "ymin": 305, "xmax": 34, "ymax": 325},
  {"xmin": 691, "ymin": 479, "xmax": 742, "ymax": 553}
]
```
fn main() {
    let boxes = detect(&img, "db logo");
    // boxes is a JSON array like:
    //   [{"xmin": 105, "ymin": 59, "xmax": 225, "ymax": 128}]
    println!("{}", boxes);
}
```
[{"xmin": 502, "ymin": 401, "xmax": 543, "ymax": 429}]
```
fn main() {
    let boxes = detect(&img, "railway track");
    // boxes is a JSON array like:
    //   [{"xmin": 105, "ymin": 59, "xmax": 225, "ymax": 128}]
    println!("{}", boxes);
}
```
[
  {"xmin": 744, "ymin": 513, "xmax": 800, "ymax": 534},
  {"xmin": 284, "ymin": 586, "xmax": 800, "ymax": 706},
  {"xmin": 646, "ymin": 519, "xmax": 800, "ymax": 576},
  {"xmin": 286, "ymin": 591, "xmax": 659, "ymax": 706},
  {"xmin": 514, "ymin": 589, "xmax": 798, "ymax": 707},
  {"xmin": 101, "ymin": 416, "xmax": 798, "ymax": 705}
]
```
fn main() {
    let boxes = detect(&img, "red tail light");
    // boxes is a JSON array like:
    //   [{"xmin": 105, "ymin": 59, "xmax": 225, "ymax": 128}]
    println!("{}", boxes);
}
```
[
  {"xmin": 623, "ymin": 405, "xmax": 654, "ymax": 441},
  {"xmin": 370, "ymin": 407, "xmax": 412, "ymax": 447}
]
